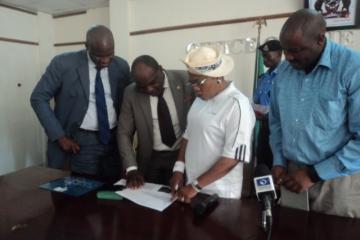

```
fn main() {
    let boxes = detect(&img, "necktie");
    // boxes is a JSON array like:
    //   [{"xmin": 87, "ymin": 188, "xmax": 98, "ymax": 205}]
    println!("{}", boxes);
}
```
[
  {"xmin": 95, "ymin": 68, "xmax": 111, "ymax": 144},
  {"xmin": 157, "ymin": 90, "xmax": 176, "ymax": 147}
]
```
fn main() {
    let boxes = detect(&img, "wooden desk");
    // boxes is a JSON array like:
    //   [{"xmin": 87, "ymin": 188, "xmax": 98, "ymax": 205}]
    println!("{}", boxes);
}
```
[{"xmin": 1, "ymin": 166, "xmax": 360, "ymax": 240}]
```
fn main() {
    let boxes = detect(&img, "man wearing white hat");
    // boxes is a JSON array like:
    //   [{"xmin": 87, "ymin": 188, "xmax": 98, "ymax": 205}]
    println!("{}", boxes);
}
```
[{"xmin": 170, "ymin": 46, "xmax": 255, "ymax": 201}]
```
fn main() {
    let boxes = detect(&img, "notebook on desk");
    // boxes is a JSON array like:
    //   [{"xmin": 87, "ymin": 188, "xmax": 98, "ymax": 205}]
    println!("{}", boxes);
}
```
[
  {"xmin": 39, "ymin": 176, "xmax": 104, "ymax": 197},
  {"xmin": 280, "ymin": 186, "xmax": 310, "ymax": 211}
]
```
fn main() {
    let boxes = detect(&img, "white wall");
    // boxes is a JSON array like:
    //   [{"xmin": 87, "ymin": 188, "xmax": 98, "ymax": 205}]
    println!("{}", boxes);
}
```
[
  {"xmin": 54, "ymin": 7, "xmax": 109, "ymax": 54},
  {"xmin": 110, "ymin": 0, "xmax": 130, "ymax": 60},
  {"xmin": 0, "ymin": 6, "xmax": 47, "ymax": 175},
  {"xmin": 124, "ymin": 0, "xmax": 360, "ymax": 97},
  {"xmin": 129, "ymin": 0, "xmax": 298, "ymax": 30},
  {"xmin": 128, "ymin": 18, "xmax": 288, "ymax": 98},
  {"xmin": 125, "ymin": 0, "xmax": 302, "ymax": 97},
  {"xmin": 0, "ymin": 6, "xmax": 110, "ymax": 175}
]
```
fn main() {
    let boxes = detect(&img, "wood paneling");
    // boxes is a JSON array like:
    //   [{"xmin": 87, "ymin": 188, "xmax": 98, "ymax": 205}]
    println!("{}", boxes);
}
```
[
  {"xmin": 0, "ymin": 3, "xmax": 37, "ymax": 15},
  {"xmin": 130, "ymin": 12, "xmax": 293, "ymax": 36},
  {"xmin": 54, "ymin": 41, "xmax": 85, "ymax": 47},
  {"xmin": 0, "ymin": 37, "xmax": 38, "ymax": 46},
  {"xmin": 53, "ymin": 11, "xmax": 87, "ymax": 19}
]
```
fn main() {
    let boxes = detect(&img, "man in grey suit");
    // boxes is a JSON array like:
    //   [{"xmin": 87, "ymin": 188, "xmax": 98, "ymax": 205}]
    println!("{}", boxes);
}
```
[
  {"xmin": 117, "ymin": 55, "xmax": 193, "ymax": 187},
  {"xmin": 31, "ymin": 25, "xmax": 131, "ymax": 181}
]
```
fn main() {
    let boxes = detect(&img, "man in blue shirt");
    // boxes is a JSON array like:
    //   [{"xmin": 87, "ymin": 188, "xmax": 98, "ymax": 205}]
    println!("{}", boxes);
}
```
[
  {"xmin": 253, "ymin": 40, "xmax": 282, "ymax": 169},
  {"xmin": 270, "ymin": 9, "xmax": 360, "ymax": 217}
]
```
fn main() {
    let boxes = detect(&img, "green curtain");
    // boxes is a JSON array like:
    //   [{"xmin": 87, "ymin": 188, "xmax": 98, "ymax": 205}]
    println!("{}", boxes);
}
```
[
  {"xmin": 242, "ymin": 47, "xmax": 265, "ymax": 197},
  {"xmin": 253, "ymin": 49, "xmax": 264, "ymax": 97},
  {"xmin": 252, "ymin": 48, "xmax": 264, "ymax": 166}
]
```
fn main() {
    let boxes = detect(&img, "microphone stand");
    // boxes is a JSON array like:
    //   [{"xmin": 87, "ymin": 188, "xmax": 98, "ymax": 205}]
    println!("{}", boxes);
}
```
[
  {"xmin": 266, "ymin": 213, "xmax": 273, "ymax": 240},
  {"xmin": 261, "ymin": 195, "xmax": 273, "ymax": 240}
]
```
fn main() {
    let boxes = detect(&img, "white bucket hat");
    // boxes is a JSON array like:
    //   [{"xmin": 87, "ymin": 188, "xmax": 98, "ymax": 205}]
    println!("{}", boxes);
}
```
[{"xmin": 182, "ymin": 46, "xmax": 234, "ymax": 77}]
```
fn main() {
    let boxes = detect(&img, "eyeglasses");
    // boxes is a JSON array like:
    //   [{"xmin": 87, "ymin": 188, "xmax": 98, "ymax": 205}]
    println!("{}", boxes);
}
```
[{"xmin": 188, "ymin": 78, "xmax": 208, "ymax": 87}]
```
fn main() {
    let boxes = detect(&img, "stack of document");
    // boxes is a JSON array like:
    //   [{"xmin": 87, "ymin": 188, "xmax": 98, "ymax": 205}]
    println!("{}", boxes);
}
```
[
  {"xmin": 115, "ymin": 180, "xmax": 175, "ymax": 212},
  {"xmin": 280, "ymin": 186, "xmax": 310, "ymax": 211}
]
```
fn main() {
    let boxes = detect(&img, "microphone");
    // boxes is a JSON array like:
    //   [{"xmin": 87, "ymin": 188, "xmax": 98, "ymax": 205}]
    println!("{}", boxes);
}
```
[
  {"xmin": 253, "ymin": 164, "xmax": 277, "ymax": 233},
  {"xmin": 192, "ymin": 193, "xmax": 219, "ymax": 217}
]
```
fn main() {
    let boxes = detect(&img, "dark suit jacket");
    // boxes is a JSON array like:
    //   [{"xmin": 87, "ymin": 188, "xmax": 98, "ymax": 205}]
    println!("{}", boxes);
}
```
[
  {"xmin": 117, "ymin": 70, "xmax": 193, "ymax": 173},
  {"xmin": 30, "ymin": 50, "xmax": 131, "ymax": 168}
]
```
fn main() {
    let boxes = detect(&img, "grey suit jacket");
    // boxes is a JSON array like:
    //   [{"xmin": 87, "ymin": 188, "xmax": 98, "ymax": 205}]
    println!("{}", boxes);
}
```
[
  {"xmin": 31, "ymin": 50, "xmax": 131, "ymax": 168},
  {"xmin": 117, "ymin": 70, "xmax": 193, "ymax": 173}
]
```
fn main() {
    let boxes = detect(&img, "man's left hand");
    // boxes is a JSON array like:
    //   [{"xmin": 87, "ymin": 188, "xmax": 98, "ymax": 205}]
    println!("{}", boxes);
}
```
[{"xmin": 283, "ymin": 168, "xmax": 315, "ymax": 193}]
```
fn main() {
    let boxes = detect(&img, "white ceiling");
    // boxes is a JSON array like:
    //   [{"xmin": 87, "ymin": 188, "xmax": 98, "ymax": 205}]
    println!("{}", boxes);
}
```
[{"xmin": 0, "ymin": 0, "xmax": 109, "ymax": 15}]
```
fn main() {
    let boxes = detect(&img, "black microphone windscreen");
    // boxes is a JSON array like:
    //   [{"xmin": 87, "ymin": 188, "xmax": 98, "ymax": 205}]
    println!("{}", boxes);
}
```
[{"xmin": 255, "ymin": 163, "xmax": 271, "ymax": 177}]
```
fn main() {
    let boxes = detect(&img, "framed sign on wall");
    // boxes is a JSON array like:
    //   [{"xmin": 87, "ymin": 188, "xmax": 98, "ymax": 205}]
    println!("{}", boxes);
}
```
[{"xmin": 304, "ymin": 0, "xmax": 360, "ymax": 30}]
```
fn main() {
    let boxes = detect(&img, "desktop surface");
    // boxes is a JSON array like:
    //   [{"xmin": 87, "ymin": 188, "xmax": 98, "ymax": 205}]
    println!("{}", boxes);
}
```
[{"xmin": 1, "ymin": 166, "xmax": 360, "ymax": 240}]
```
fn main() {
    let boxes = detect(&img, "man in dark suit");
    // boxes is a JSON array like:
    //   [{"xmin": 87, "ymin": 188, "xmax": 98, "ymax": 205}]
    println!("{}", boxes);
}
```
[
  {"xmin": 31, "ymin": 25, "xmax": 131, "ymax": 181},
  {"xmin": 117, "ymin": 55, "xmax": 193, "ymax": 187}
]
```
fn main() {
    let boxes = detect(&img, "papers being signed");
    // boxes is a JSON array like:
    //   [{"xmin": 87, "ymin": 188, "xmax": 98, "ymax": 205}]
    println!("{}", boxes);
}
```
[{"xmin": 115, "ymin": 180, "xmax": 175, "ymax": 212}]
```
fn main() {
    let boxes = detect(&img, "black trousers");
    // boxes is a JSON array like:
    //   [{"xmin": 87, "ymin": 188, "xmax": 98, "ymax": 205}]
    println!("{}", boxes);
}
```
[
  {"xmin": 70, "ymin": 129, "xmax": 122, "ymax": 183},
  {"xmin": 256, "ymin": 119, "xmax": 273, "ymax": 170},
  {"xmin": 144, "ymin": 150, "xmax": 179, "ymax": 186}
]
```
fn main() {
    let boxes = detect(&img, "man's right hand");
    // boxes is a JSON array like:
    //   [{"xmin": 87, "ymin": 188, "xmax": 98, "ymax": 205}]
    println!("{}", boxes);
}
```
[
  {"xmin": 126, "ymin": 170, "xmax": 144, "ymax": 189},
  {"xmin": 58, "ymin": 136, "xmax": 80, "ymax": 154},
  {"xmin": 170, "ymin": 171, "xmax": 184, "ymax": 200},
  {"xmin": 271, "ymin": 165, "xmax": 287, "ymax": 189}
]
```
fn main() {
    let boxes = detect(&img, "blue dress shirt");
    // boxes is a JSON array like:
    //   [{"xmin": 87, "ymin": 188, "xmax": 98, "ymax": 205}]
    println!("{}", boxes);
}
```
[
  {"xmin": 269, "ymin": 39, "xmax": 360, "ymax": 180},
  {"xmin": 253, "ymin": 68, "xmax": 278, "ymax": 106}
]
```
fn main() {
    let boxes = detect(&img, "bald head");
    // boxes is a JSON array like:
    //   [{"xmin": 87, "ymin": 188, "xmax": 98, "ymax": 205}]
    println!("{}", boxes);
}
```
[
  {"xmin": 86, "ymin": 25, "xmax": 114, "ymax": 68},
  {"xmin": 279, "ymin": 9, "xmax": 326, "ymax": 73},
  {"xmin": 86, "ymin": 25, "xmax": 114, "ymax": 50},
  {"xmin": 281, "ymin": 9, "xmax": 326, "ymax": 41}
]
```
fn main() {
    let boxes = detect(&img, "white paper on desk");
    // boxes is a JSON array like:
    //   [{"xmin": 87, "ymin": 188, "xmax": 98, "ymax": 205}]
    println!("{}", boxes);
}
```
[{"xmin": 115, "ymin": 180, "xmax": 175, "ymax": 212}]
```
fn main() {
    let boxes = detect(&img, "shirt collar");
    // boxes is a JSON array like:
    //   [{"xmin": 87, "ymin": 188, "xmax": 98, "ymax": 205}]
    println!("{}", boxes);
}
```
[
  {"xmin": 272, "ymin": 67, "xmax": 279, "ymax": 74},
  {"xmin": 163, "ymin": 71, "xmax": 169, "ymax": 89},
  {"xmin": 211, "ymin": 81, "xmax": 236, "ymax": 103},
  {"xmin": 267, "ymin": 67, "xmax": 278, "ymax": 77},
  {"xmin": 316, "ymin": 38, "xmax": 332, "ymax": 70}
]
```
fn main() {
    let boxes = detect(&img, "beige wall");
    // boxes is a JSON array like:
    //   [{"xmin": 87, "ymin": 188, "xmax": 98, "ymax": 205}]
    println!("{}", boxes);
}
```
[
  {"xmin": 54, "ymin": 7, "xmax": 109, "ymax": 54},
  {"xmin": 125, "ymin": 0, "xmax": 301, "ymax": 97},
  {"xmin": 109, "ymin": 0, "xmax": 129, "ymax": 60},
  {"xmin": 129, "ymin": 0, "xmax": 298, "ymax": 30},
  {"xmin": 0, "ymin": 7, "xmax": 39, "ymax": 41},
  {"xmin": 0, "ymin": 6, "xmax": 109, "ymax": 175},
  {"xmin": 128, "ymin": 18, "xmax": 288, "ymax": 98},
  {"xmin": 125, "ymin": 0, "xmax": 360, "ymax": 97},
  {"xmin": 0, "ymin": 7, "xmax": 46, "ymax": 175}
]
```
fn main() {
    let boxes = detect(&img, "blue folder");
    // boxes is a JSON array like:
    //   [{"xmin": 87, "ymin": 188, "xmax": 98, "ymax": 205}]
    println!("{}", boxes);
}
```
[{"xmin": 39, "ymin": 176, "xmax": 104, "ymax": 196}]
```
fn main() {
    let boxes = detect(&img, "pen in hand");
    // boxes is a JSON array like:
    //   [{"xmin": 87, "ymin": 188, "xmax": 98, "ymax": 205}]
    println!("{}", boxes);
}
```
[{"xmin": 171, "ymin": 184, "xmax": 179, "ymax": 201}]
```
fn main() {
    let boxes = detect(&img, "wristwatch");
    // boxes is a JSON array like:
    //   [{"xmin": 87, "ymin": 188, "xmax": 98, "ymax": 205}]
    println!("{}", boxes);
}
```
[{"xmin": 191, "ymin": 180, "xmax": 202, "ymax": 192}]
